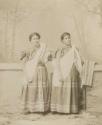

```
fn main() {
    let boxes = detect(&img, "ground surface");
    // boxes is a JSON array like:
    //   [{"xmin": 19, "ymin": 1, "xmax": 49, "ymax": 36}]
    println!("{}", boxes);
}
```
[{"xmin": 0, "ymin": 110, "xmax": 102, "ymax": 125}]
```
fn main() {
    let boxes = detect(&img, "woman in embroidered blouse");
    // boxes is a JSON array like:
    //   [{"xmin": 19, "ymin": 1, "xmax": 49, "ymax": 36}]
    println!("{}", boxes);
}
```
[
  {"xmin": 51, "ymin": 32, "xmax": 82, "ymax": 114},
  {"xmin": 20, "ymin": 32, "xmax": 50, "ymax": 114}
]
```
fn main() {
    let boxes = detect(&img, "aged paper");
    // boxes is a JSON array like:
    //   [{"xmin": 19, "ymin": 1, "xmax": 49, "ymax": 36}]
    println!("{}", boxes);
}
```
[{"xmin": 0, "ymin": 0, "xmax": 102, "ymax": 125}]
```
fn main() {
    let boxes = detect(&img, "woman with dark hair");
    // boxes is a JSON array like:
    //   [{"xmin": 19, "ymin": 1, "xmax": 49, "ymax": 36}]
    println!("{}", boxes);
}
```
[
  {"xmin": 51, "ymin": 32, "xmax": 82, "ymax": 114},
  {"xmin": 20, "ymin": 32, "xmax": 50, "ymax": 114}
]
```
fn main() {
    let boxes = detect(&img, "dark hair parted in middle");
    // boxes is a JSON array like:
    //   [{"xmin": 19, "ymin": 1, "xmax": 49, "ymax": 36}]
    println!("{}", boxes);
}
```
[
  {"xmin": 61, "ymin": 32, "xmax": 71, "ymax": 41},
  {"xmin": 29, "ymin": 32, "xmax": 41, "ymax": 42}
]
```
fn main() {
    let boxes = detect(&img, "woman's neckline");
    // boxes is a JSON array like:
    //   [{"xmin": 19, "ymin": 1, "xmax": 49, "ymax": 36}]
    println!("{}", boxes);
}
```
[
  {"xmin": 62, "ymin": 45, "xmax": 72, "ymax": 52},
  {"xmin": 62, "ymin": 44, "xmax": 72, "ymax": 49},
  {"xmin": 60, "ymin": 45, "xmax": 73, "ymax": 57}
]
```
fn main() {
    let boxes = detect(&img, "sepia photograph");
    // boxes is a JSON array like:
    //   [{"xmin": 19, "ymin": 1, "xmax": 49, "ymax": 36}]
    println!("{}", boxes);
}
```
[{"xmin": 0, "ymin": 0, "xmax": 102, "ymax": 125}]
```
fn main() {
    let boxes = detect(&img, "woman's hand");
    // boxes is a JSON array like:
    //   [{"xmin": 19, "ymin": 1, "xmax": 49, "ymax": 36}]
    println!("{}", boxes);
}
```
[{"xmin": 26, "ymin": 77, "xmax": 33, "ymax": 84}]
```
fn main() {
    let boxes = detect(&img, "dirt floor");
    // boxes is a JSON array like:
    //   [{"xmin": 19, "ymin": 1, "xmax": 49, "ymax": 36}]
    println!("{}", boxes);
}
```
[{"xmin": 0, "ymin": 110, "xmax": 102, "ymax": 125}]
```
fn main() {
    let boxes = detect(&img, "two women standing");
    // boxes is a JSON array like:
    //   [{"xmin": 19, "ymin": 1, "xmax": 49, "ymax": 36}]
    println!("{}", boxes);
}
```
[{"xmin": 21, "ymin": 32, "xmax": 82, "ymax": 114}]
